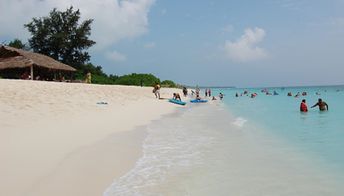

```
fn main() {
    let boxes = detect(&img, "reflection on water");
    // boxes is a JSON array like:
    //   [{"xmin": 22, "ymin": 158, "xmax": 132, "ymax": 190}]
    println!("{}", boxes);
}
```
[{"xmin": 316, "ymin": 111, "xmax": 329, "ymax": 129}]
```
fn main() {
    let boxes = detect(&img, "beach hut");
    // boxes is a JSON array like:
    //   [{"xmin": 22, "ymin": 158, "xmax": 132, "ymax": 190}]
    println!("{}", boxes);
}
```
[{"xmin": 0, "ymin": 45, "xmax": 76, "ymax": 80}]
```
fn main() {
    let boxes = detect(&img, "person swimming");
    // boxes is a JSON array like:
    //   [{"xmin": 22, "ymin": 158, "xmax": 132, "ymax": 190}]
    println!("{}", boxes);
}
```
[
  {"xmin": 300, "ymin": 99, "xmax": 308, "ymax": 112},
  {"xmin": 294, "ymin": 92, "xmax": 301, "ymax": 98},
  {"xmin": 311, "ymin": 98, "xmax": 328, "ymax": 111}
]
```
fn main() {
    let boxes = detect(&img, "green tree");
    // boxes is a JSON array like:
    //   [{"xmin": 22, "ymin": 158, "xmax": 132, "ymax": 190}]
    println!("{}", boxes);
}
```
[
  {"xmin": 74, "ymin": 63, "xmax": 119, "ymax": 84},
  {"xmin": 161, "ymin": 80, "xmax": 177, "ymax": 88},
  {"xmin": 115, "ymin": 73, "xmax": 160, "ymax": 86},
  {"xmin": 7, "ymin": 39, "xmax": 27, "ymax": 49},
  {"xmin": 24, "ymin": 6, "xmax": 95, "ymax": 69}
]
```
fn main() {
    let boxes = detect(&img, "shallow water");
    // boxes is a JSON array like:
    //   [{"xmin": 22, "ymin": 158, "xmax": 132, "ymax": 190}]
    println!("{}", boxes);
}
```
[
  {"xmin": 214, "ymin": 86, "xmax": 344, "ymax": 173},
  {"xmin": 104, "ymin": 99, "xmax": 344, "ymax": 195}
]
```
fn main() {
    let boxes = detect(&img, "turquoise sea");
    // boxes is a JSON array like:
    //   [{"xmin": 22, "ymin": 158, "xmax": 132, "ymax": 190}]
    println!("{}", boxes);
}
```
[
  {"xmin": 214, "ymin": 85, "xmax": 344, "ymax": 174},
  {"xmin": 105, "ymin": 85, "xmax": 344, "ymax": 195}
]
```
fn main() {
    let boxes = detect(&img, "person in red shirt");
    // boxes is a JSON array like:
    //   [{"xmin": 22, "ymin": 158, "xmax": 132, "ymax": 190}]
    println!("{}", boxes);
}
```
[{"xmin": 300, "ymin": 99, "xmax": 308, "ymax": 112}]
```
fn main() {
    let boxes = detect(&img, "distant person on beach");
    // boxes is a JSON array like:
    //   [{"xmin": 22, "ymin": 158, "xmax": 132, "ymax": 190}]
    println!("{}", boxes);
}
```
[
  {"xmin": 173, "ymin": 93, "xmax": 181, "ymax": 101},
  {"xmin": 235, "ymin": 93, "xmax": 239, "ymax": 97},
  {"xmin": 182, "ymin": 87, "xmax": 188, "ymax": 96},
  {"xmin": 196, "ymin": 94, "xmax": 201, "ymax": 100},
  {"xmin": 300, "ymin": 99, "xmax": 308, "ymax": 112},
  {"xmin": 21, "ymin": 72, "xmax": 30, "ymax": 80},
  {"xmin": 85, "ymin": 72, "xmax": 92, "ymax": 84},
  {"xmin": 205, "ymin": 89, "xmax": 208, "ymax": 97},
  {"xmin": 196, "ymin": 86, "xmax": 200, "ymax": 97},
  {"xmin": 208, "ymin": 89, "xmax": 211, "ymax": 97},
  {"xmin": 311, "ymin": 98, "xmax": 328, "ymax": 111},
  {"xmin": 153, "ymin": 82, "xmax": 161, "ymax": 99},
  {"xmin": 212, "ymin": 96, "xmax": 217, "ymax": 100}
]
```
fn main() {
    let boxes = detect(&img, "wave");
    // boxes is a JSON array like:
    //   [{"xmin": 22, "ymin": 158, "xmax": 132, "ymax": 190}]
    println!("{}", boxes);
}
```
[
  {"xmin": 232, "ymin": 117, "xmax": 247, "ymax": 128},
  {"xmin": 104, "ymin": 112, "xmax": 214, "ymax": 195}
]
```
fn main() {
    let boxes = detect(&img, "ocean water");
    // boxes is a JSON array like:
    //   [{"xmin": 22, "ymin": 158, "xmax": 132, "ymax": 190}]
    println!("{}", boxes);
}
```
[
  {"xmin": 214, "ymin": 86, "xmax": 344, "ymax": 173},
  {"xmin": 104, "ymin": 86, "xmax": 344, "ymax": 195}
]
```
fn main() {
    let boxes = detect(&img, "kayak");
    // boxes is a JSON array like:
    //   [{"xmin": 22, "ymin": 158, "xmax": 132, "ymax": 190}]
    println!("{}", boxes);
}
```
[
  {"xmin": 190, "ymin": 99, "xmax": 208, "ymax": 103},
  {"xmin": 168, "ymin": 99, "xmax": 186, "ymax": 105}
]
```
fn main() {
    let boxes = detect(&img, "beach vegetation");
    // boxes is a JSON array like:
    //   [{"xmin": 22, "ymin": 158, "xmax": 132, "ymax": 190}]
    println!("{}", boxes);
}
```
[
  {"xmin": 1, "ymin": 7, "xmax": 179, "ymax": 87},
  {"xmin": 24, "ymin": 6, "xmax": 95, "ymax": 70},
  {"xmin": 75, "ymin": 63, "xmax": 119, "ymax": 84},
  {"xmin": 161, "ymin": 80, "xmax": 177, "ymax": 88},
  {"xmin": 114, "ymin": 73, "xmax": 160, "ymax": 86},
  {"xmin": 7, "ymin": 39, "xmax": 28, "ymax": 50}
]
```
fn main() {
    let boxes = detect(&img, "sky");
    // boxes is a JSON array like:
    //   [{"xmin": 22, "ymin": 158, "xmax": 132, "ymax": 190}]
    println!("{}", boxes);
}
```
[{"xmin": 1, "ymin": 0, "xmax": 344, "ymax": 87}]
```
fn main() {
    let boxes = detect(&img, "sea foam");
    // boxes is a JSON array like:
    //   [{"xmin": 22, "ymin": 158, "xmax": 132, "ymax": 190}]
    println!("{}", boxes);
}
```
[{"xmin": 232, "ymin": 117, "xmax": 247, "ymax": 127}]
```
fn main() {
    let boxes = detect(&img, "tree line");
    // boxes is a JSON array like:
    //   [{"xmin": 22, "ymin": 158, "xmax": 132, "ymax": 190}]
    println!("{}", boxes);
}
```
[{"xmin": 5, "ymin": 6, "xmax": 176, "ymax": 88}]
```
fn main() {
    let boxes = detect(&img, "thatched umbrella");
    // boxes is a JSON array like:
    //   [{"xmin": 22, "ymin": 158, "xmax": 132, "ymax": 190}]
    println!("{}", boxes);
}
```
[{"xmin": 0, "ymin": 45, "xmax": 76, "ymax": 80}]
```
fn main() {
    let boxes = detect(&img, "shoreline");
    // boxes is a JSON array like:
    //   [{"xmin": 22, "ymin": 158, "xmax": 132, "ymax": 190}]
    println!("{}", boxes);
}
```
[
  {"xmin": 104, "ymin": 102, "xmax": 344, "ymax": 195},
  {"xmin": 0, "ymin": 79, "xmax": 183, "ymax": 196}
]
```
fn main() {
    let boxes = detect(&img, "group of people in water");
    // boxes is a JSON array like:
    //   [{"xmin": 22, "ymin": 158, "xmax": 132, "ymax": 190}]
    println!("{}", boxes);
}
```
[
  {"xmin": 235, "ymin": 89, "xmax": 330, "ymax": 112},
  {"xmin": 154, "ymin": 84, "xmax": 330, "ymax": 112}
]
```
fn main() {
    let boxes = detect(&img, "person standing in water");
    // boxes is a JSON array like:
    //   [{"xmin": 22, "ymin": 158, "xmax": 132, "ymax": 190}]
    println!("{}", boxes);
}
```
[
  {"xmin": 300, "ymin": 99, "xmax": 308, "ymax": 112},
  {"xmin": 219, "ymin": 92, "xmax": 224, "ymax": 100},
  {"xmin": 311, "ymin": 98, "xmax": 328, "ymax": 111}
]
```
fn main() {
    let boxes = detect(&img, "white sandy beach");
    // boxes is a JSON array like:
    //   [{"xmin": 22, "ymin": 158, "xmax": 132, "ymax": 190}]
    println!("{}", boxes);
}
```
[{"xmin": 0, "ymin": 79, "xmax": 182, "ymax": 196}]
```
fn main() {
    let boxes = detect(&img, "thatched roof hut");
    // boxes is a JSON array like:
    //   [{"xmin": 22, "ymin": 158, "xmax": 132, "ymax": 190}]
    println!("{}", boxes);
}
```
[{"xmin": 0, "ymin": 45, "xmax": 76, "ymax": 74}]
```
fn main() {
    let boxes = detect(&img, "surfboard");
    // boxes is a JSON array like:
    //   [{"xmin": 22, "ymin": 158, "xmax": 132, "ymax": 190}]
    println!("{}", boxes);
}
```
[
  {"xmin": 190, "ymin": 99, "xmax": 208, "ymax": 103},
  {"xmin": 168, "ymin": 99, "xmax": 186, "ymax": 105}
]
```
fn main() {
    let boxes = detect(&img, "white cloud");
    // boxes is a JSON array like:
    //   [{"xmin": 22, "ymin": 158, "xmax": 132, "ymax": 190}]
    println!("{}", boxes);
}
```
[
  {"xmin": 224, "ymin": 27, "xmax": 268, "ymax": 62},
  {"xmin": 105, "ymin": 50, "xmax": 126, "ymax": 62},
  {"xmin": 144, "ymin": 42, "xmax": 156, "ymax": 48},
  {"xmin": 0, "ymin": 0, "xmax": 155, "ymax": 50}
]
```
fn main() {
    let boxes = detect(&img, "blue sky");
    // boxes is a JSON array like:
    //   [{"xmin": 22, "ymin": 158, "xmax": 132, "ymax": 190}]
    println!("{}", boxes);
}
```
[{"xmin": 1, "ymin": 0, "xmax": 344, "ymax": 87}]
